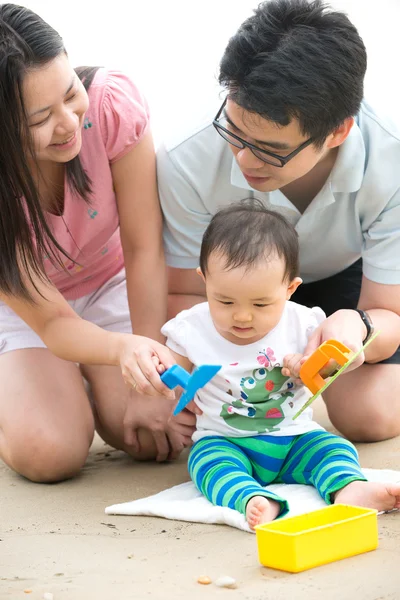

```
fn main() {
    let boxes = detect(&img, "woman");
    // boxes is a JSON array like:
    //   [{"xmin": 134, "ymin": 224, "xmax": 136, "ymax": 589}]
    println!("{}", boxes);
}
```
[{"xmin": 0, "ymin": 4, "xmax": 194, "ymax": 483}]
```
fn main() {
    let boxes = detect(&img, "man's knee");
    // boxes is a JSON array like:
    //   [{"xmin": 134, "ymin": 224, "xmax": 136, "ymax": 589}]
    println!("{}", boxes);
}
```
[
  {"xmin": 328, "ymin": 410, "xmax": 400, "ymax": 443},
  {"xmin": 324, "ymin": 363, "xmax": 400, "ymax": 443}
]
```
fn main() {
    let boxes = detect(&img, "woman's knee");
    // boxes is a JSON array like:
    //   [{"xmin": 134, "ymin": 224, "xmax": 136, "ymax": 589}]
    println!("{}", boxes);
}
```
[{"xmin": 6, "ymin": 427, "xmax": 93, "ymax": 483}]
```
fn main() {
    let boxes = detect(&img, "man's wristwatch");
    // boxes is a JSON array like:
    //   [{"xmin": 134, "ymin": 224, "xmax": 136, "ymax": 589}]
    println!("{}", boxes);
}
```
[{"xmin": 354, "ymin": 309, "xmax": 374, "ymax": 344}]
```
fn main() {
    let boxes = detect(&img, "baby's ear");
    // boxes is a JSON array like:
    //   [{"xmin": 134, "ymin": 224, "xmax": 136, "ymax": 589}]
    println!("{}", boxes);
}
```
[
  {"xmin": 287, "ymin": 277, "xmax": 302, "ymax": 300},
  {"xmin": 196, "ymin": 267, "xmax": 206, "ymax": 283}
]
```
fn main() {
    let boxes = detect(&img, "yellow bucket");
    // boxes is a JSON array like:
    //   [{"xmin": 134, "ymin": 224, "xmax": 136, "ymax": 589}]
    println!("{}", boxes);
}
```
[{"xmin": 255, "ymin": 504, "xmax": 378, "ymax": 573}]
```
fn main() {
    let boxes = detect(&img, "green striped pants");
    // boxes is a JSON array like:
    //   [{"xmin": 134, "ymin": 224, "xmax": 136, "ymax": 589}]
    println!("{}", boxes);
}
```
[{"xmin": 188, "ymin": 430, "xmax": 366, "ymax": 517}]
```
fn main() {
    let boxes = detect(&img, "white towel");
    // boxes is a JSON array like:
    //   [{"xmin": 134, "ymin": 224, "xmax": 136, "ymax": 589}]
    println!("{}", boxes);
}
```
[{"xmin": 105, "ymin": 468, "xmax": 400, "ymax": 533}]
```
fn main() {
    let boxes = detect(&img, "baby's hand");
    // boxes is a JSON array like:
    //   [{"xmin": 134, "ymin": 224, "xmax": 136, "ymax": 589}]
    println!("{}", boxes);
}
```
[
  {"xmin": 282, "ymin": 353, "xmax": 307, "ymax": 385},
  {"xmin": 151, "ymin": 355, "xmax": 167, "ymax": 375},
  {"xmin": 282, "ymin": 353, "xmax": 340, "ymax": 386}
]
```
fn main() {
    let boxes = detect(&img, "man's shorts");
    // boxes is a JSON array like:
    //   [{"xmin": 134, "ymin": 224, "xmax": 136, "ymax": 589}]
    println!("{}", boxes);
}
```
[
  {"xmin": 0, "ymin": 269, "xmax": 132, "ymax": 356},
  {"xmin": 291, "ymin": 259, "xmax": 400, "ymax": 365}
]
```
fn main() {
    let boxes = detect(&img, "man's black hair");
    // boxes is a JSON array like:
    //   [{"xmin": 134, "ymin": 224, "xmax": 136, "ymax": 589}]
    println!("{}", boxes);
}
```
[{"xmin": 219, "ymin": 0, "xmax": 367, "ymax": 146}]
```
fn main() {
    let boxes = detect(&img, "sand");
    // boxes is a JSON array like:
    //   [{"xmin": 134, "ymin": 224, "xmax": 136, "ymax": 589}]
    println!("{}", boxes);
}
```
[{"xmin": 2, "ymin": 399, "xmax": 400, "ymax": 600}]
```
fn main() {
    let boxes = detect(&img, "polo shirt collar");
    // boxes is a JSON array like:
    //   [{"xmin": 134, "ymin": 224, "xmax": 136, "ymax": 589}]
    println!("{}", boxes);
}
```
[{"xmin": 329, "ymin": 120, "xmax": 365, "ymax": 193}]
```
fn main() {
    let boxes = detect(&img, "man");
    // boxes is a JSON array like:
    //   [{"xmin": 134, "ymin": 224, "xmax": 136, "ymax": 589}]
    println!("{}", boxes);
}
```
[{"xmin": 157, "ymin": 0, "xmax": 400, "ymax": 443}]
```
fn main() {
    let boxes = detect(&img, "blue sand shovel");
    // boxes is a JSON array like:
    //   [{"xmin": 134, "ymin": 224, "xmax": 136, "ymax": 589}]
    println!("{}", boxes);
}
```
[{"xmin": 161, "ymin": 364, "xmax": 221, "ymax": 416}]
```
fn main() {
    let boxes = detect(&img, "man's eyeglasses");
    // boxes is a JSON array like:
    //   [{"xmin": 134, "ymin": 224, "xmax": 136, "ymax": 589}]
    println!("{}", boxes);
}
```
[{"xmin": 213, "ymin": 99, "xmax": 314, "ymax": 168}]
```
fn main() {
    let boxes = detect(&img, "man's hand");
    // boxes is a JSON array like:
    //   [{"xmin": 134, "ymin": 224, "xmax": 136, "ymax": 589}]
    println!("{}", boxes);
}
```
[{"xmin": 304, "ymin": 309, "xmax": 367, "ymax": 373}]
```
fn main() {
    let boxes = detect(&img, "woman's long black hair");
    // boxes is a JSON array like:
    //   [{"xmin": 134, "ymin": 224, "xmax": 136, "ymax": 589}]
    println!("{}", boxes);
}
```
[{"xmin": 0, "ymin": 4, "xmax": 99, "ymax": 300}]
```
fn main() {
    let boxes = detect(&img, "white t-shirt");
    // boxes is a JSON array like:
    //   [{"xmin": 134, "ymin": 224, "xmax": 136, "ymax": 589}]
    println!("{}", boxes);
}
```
[{"xmin": 161, "ymin": 302, "xmax": 326, "ymax": 442}]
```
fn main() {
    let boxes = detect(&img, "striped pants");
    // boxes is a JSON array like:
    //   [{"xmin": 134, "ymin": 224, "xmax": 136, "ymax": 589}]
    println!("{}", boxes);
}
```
[{"xmin": 188, "ymin": 430, "xmax": 366, "ymax": 517}]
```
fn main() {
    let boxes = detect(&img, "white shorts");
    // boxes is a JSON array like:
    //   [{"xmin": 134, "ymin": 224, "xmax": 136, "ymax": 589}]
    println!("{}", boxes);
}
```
[{"xmin": 0, "ymin": 269, "xmax": 132, "ymax": 356}]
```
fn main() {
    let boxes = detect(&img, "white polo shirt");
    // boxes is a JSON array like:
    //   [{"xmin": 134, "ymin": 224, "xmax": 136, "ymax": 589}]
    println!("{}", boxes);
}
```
[{"xmin": 157, "ymin": 101, "xmax": 400, "ymax": 285}]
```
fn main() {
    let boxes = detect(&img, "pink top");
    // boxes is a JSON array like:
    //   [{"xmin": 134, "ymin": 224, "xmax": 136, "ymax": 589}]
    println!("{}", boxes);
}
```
[{"xmin": 43, "ymin": 69, "xmax": 149, "ymax": 300}]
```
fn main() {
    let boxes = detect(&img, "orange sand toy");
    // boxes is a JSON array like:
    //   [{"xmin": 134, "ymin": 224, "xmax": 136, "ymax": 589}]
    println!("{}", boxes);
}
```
[
  {"xmin": 299, "ymin": 339, "xmax": 351, "ymax": 395},
  {"xmin": 293, "ymin": 332, "xmax": 379, "ymax": 420}
]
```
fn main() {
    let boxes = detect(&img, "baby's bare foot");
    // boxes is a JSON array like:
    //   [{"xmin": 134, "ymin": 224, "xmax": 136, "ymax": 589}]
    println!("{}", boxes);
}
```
[
  {"xmin": 246, "ymin": 496, "xmax": 281, "ymax": 530},
  {"xmin": 334, "ymin": 481, "xmax": 400, "ymax": 512}
]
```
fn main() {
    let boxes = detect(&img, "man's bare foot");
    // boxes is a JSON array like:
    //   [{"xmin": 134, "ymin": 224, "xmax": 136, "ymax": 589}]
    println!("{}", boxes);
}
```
[
  {"xmin": 334, "ymin": 481, "xmax": 400, "ymax": 512},
  {"xmin": 246, "ymin": 496, "xmax": 281, "ymax": 530}
]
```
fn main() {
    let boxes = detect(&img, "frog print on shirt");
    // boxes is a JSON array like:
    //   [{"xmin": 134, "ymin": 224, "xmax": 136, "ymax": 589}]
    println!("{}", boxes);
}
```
[{"xmin": 220, "ymin": 363, "xmax": 294, "ymax": 433}]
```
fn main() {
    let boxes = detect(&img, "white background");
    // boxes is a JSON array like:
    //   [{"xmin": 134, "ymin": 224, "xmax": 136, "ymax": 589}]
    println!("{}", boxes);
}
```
[{"xmin": 17, "ymin": 0, "xmax": 400, "ymax": 143}]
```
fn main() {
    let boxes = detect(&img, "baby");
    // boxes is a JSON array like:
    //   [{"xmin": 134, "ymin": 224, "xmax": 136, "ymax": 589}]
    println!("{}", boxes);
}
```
[{"xmin": 161, "ymin": 201, "xmax": 400, "ymax": 528}]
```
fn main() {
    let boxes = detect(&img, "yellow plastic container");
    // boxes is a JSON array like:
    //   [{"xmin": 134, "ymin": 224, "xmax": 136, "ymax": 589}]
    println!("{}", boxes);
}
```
[{"xmin": 255, "ymin": 504, "xmax": 378, "ymax": 573}]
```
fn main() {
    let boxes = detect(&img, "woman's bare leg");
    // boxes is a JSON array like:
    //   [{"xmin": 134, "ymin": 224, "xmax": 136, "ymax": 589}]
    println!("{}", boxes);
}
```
[{"xmin": 0, "ymin": 349, "xmax": 95, "ymax": 482}]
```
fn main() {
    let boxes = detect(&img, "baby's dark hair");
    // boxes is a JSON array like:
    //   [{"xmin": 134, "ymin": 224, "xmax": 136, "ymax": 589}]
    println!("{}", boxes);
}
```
[{"xmin": 199, "ymin": 200, "xmax": 299, "ymax": 281}]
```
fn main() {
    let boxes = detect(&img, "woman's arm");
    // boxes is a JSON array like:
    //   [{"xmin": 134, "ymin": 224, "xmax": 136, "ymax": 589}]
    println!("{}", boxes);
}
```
[
  {"xmin": 112, "ymin": 130, "xmax": 167, "ymax": 342},
  {"xmin": 110, "ymin": 129, "xmax": 199, "ymax": 460},
  {"xmin": 0, "ymin": 272, "xmax": 175, "ymax": 397}
]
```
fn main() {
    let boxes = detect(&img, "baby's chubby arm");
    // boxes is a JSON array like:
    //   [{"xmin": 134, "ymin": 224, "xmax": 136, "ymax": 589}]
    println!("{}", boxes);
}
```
[
  {"xmin": 165, "ymin": 349, "xmax": 193, "ymax": 374},
  {"xmin": 282, "ymin": 353, "xmax": 305, "ymax": 385}
]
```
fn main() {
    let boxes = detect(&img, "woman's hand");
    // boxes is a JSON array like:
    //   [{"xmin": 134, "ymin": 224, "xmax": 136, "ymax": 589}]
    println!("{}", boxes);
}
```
[
  {"xmin": 118, "ymin": 334, "xmax": 176, "ymax": 399},
  {"xmin": 165, "ymin": 409, "xmax": 197, "ymax": 460},
  {"xmin": 123, "ymin": 394, "xmax": 197, "ymax": 462}
]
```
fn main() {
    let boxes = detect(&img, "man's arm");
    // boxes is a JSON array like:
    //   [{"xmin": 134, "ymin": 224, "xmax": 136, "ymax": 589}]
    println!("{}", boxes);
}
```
[
  {"xmin": 158, "ymin": 142, "xmax": 211, "ymax": 264},
  {"xmin": 157, "ymin": 142, "xmax": 210, "ymax": 318},
  {"xmin": 303, "ymin": 277, "xmax": 400, "ymax": 369},
  {"xmin": 305, "ymin": 184, "xmax": 400, "ymax": 366},
  {"xmin": 358, "ymin": 188, "xmax": 400, "ymax": 361},
  {"xmin": 358, "ymin": 276, "xmax": 400, "ymax": 363}
]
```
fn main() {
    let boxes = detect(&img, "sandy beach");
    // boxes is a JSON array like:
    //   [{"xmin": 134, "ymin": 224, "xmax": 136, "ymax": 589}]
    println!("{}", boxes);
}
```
[{"xmin": 2, "ymin": 399, "xmax": 400, "ymax": 600}]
